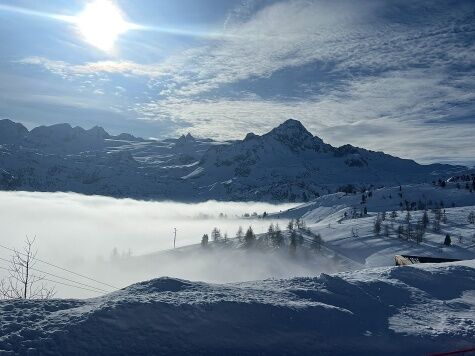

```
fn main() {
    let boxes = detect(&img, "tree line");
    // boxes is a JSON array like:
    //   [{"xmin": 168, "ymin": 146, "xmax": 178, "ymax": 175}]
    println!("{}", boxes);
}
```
[{"xmin": 200, "ymin": 218, "xmax": 323, "ymax": 253}]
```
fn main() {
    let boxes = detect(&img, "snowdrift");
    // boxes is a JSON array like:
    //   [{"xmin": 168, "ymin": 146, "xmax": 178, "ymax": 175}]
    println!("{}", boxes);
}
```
[{"xmin": 1, "ymin": 261, "xmax": 474, "ymax": 355}]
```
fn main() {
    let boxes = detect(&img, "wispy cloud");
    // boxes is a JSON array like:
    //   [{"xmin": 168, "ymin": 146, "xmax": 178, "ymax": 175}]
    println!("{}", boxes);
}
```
[
  {"xmin": 18, "ymin": 56, "xmax": 169, "ymax": 78},
  {"xmin": 134, "ymin": 68, "xmax": 475, "ymax": 164},
  {"xmin": 12, "ymin": 0, "xmax": 475, "ymax": 164}
]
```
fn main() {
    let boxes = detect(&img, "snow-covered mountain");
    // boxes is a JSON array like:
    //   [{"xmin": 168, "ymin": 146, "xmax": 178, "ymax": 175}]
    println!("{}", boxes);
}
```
[
  {"xmin": 191, "ymin": 119, "xmax": 467, "ymax": 201},
  {"xmin": 0, "ymin": 118, "xmax": 468, "ymax": 201}
]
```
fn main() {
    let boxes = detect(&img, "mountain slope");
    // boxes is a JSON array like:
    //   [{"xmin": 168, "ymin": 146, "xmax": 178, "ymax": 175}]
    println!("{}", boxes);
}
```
[
  {"xmin": 0, "ymin": 118, "xmax": 467, "ymax": 202},
  {"xmin": 190, "ymin": 119, "xmax": 465, "ymax": 201}
]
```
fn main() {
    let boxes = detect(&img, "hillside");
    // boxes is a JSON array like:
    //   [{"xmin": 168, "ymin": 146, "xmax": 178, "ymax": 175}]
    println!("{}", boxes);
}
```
[
  {"xmin": 0, "ymin": 261, "xmax": 473, "ymax": 355},
  {"xmin": 91, "ymin": 188, "xmax": 475, "ymax": 294},
  {"xmin": 0, "ymin": 119, "xmax": 468, "ymax": 202}
]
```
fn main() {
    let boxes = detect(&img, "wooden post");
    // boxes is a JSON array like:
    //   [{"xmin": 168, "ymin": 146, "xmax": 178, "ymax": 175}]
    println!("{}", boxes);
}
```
[{"xmin": 173, "ymin": 228, "xmax": 177, "ymax": 249}]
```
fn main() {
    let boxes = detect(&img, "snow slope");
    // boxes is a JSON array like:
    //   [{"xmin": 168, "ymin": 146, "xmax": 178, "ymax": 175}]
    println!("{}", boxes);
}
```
[
  {"xmin": 307, "ymin": 206, "xmax": 475, "ymax": 267},
  {"xmin": 0, "ymin": 261, "xmax": 473, "ymax": 355},
  {"xmin": 275, "ymin": 183, "xmax": 475, "ymax": 220}
]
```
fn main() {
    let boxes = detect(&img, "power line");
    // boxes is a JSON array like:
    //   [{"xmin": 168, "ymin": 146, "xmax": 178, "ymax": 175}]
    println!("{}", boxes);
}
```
[
  {"xmin": 0, "ymin": 256, "xmax": 108, "ymax": 294},
  {"xmin": 0, "ymin": 265, "xmax": 103, "ymax": 295},
  {"xmin": 0, "ymin": 243, "xmax": 119, "ymax": 289}
]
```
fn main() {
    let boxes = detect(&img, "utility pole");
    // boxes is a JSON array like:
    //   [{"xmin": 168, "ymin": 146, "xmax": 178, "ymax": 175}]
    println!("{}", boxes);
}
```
[{"xmin": 173, "ymin": 228, "xmax": 177, "ymax": 249}]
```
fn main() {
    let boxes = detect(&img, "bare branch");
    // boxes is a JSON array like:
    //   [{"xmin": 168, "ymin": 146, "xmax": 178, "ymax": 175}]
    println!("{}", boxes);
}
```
[{"xmin": 0, "ymin": 236, "xmax": 55, "ymax": 300}]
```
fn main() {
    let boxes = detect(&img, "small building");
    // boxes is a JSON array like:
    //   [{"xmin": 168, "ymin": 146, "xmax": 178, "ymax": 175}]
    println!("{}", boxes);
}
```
[{"xmin": 395, "ymin": 255, "xmax": 461, "ymax": 266}]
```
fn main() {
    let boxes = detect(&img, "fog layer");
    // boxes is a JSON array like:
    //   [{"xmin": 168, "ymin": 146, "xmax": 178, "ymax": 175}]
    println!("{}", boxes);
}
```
[{"xmin": 0, "ymin": 191, "xmax": 338, "ymax": 298}]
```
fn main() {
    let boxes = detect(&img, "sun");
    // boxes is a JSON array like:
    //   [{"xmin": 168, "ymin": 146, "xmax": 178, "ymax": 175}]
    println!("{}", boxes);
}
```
[{"xmin": 75, "ymin": 0, "xmax": 130, "ymax": 52}]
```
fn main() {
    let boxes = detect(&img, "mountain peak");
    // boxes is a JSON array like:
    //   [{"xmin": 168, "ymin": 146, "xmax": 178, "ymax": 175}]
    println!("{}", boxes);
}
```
[
  {"xmin": 269, "ymin": 119, "xmax": 313, "ymax": 139},
  {"xmin": 0, "ymin": 119, "xmax": 29, "ymax": 144},
  {"xmin": 87, "ymin": 126, "xmax": 110, "ymax": 139},
  {"xmin": 176, "ymin": 132, "xmax": 196, "ymax": 145},
  {"xmin": 261, "ymin": 119, "xmax": 326, "ymax": 153},
  {"xmin": 279, "ymin": 118, "xmax": 307, "ymax": 130}
]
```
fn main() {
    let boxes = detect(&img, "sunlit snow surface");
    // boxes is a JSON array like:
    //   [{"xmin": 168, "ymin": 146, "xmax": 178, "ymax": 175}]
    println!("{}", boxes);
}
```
[{"xmin": 0, "ymin": 261, "xmax": 473, "ymax": 355}]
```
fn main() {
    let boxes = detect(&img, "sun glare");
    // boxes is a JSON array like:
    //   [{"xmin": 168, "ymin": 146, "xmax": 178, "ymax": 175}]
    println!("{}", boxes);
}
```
[{"xmin": 75, "ymin": 0, "xmax": 130, "ymax": 51}]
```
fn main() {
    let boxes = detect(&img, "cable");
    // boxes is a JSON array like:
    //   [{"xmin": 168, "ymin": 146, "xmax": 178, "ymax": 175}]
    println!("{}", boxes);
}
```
[
  {"xmin": 0, "ymin": 243, "xmax": 119, "ymax": 289},
  {"xmin": 0, "ymin": 256, "xmax": 108, "ymax": 294},
  {"xmin": 0, "ymin": 265, "xmax": 104, "ymax": 295}
]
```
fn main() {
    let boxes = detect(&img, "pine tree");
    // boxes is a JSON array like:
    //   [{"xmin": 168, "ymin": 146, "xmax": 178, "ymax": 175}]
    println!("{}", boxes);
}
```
[
  {"xmin": 390, "ymin": 210, "xmax": 398, "ymax": 220},
  {"xmin": 236, "ymin": 226, "xmax": 244, "ymax": 242},
  {"xmin": 397, "ymin": 225, "xmax": 404, "ymax": 239},
  {"xmin": 295, "ymin": 218, "xmax": 302, "ymax": 230},
  {"xmin": 313, "ymin": 233, "xmax": 323, "ymax": 250},
  {"xmin": 415, "ymin": 220, "xmax": 424, "ymax": 244},
  {"xmin": 468, "ymin": 211, "xmax": 475, "ymax": 224},
  {"xmin": 268, "ymin": 223, "xmax": 275, "ymax": 236},
  {"xmin": 273, "ymin": 223, "xmax": 284, "ymax": 247},
  {"xmin": 405, "ymin": 224, "xmax": 412, "ymax": 240},
  {"xmin": 289, "ymin": 230, "xmax": 298, "ymax": 252},
  {"xmin": 373, "ymin": 215, "xmax": 382, "ymax": 236},
  {"xmin": 444, "ymin": 234, "xmax": 451, "ymax": 246},
  {"xmin": 211, "ymin": 227, "xmax": 221, "ymax": 242},
  {"xmin": 422, "ymin": 210, "xmax": 429, "ymax": 230},
  {"xmin": 287, "ymin": 219, "xmax": 294, "ymax": 231},
  {"xmin": 244, "ymin": 226, "xmax": 255, "ymax": 247},
  {"xmin": 267, "ymin": 223, "xmax": 275, "ymax": 246},
  {"xmin": 201, "ymin": 234, "xmax": 209, "ymax": 247},
  {"xmin": 442, "ymin": 209, "xmax": 447, "ymax": 224}
]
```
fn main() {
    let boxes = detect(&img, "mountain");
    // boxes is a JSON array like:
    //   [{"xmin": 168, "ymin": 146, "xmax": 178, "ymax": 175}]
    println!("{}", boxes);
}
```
[
  {"xmin": 0, "ymin": 118, "xmax": 467, "ymax": 201},
  {"xmin": 189, "ymin": 119, "xmax": 465, "ymax": 201},
  {"xmin": 0, "ymin": 119, "xmax": 28, "ymax": 143}
]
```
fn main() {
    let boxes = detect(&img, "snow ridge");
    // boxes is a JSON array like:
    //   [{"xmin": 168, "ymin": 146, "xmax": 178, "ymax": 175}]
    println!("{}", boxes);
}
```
[{"xmin": 0, "ymin": 261, "xmax": 473, "ymax": 355}]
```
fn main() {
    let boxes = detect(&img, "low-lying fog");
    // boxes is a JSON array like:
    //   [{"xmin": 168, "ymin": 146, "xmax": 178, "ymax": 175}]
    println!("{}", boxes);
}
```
[{"xmin": 0, "ymin": 191, "xmax": 339, "ymax": 299}]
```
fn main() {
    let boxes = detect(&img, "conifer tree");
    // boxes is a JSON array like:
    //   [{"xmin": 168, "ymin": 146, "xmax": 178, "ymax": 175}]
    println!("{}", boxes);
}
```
[
  {"xmin": 273, "ymin": 223, "xmax": 284, "ymax": 247},
  {"xmin": 201, "ymin": 234, "xmax": 209, "ymax": 247},
  {"xmin": 244, "ymin": 226, "xmax": 255, "ymax": 247},
  {"xmin": 373, "ymin": 215, "xmax": 382, "ymax": 236},
  {"xmin": 444, "ymin": 234, "xmax": 451, "ymax": 246},
  {"xmin": 313, "ymin": 233, "xmax": 323, "ymax": 250},
  {"xmin": 289, "ymin": 230, "xmax": 298, "ymax": 252},
  {"xmin": 236, "ymin": 226, "xmax": 244, "ymax": 242},
  {"xmin": 211, "ymin": 227, "xmax": 221, "ymax": 242},
  {"xmin": 422, "ymin": 210, "xmax": 429, "ymax": 230}
]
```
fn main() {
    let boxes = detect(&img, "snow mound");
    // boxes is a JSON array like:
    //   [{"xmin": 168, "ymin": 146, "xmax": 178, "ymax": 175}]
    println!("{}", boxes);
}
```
[{"xmin": 1, "ymin": 261, "xmax": 474, "ymax": 355}]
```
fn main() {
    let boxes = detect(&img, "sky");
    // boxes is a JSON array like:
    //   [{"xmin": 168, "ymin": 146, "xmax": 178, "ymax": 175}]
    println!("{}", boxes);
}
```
[{"xmin": 0, "ymin": 0, "xmax": 474, "ymax": 165}]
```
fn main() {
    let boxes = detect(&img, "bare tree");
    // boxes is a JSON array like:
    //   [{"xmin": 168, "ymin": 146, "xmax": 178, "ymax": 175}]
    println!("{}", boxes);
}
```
[{"xmin": 0, "ymin": 236, "xmax": 55, "ymax": 300}]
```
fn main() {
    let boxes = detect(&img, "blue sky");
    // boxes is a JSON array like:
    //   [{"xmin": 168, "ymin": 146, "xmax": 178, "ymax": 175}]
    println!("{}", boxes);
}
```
[{"xmin": 0, "ymin": 0, "xmax": 474, "ymax": 165}]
